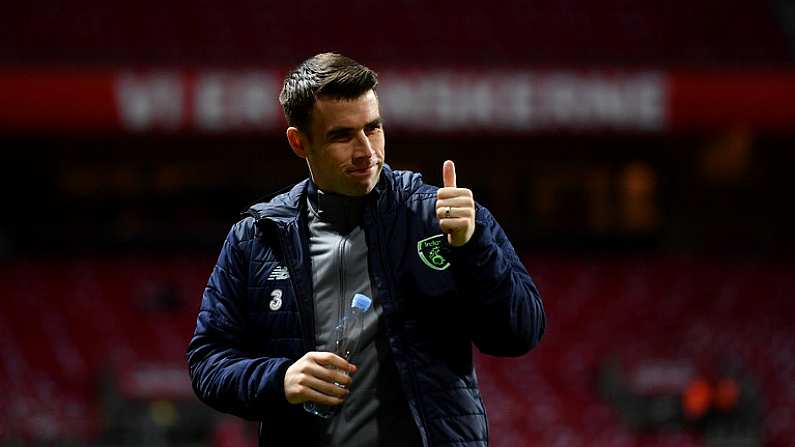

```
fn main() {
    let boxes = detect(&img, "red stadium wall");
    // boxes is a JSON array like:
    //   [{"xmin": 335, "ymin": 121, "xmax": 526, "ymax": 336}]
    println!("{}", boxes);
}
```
[{"xmin": 2, "ymin": 69, "xmax": 795, "ymax": 135}]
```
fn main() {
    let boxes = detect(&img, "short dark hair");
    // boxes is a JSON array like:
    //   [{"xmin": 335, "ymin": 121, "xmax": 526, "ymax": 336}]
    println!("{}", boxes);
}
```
[{"xmin": 279, "ymin": 53, "xmax": 378, "ymax": 134}]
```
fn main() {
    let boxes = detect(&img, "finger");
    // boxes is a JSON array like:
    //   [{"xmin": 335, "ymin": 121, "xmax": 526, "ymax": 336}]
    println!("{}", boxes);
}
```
[
  {"xmin": 436, "ymin": 187, "xmax": 473, "ymax": 200},
  {"xmin": 285, "ymin": 369, "xmax": 347, "ymax": 405},
  {"xmin": 304, "ymin": 363, "xmax": 354, "ymax": 388},
  {"xmin": 301, "ymin": 387, "xmax": 347, "ymax": 406},
  {"xmin": 436, "ymin": 196, "xmax": 475, "ymax": 209},
  {"xmin": 309, "ymin": 352, "xmax": 357, "ymax": 374},
  {"xmin": 443, "ymin": 160, "xmax": 457, "ymax": 188},
  {"xmin": 301, "ymin": 375, "xmax": 351, "ymax": 398},
  {"xmin": 439, "ymin": 219, "xmax": 471, "ymax": 234},
  {"xmin": 436, "ymin": 207, "xmax": 475, "ymax": 221}
]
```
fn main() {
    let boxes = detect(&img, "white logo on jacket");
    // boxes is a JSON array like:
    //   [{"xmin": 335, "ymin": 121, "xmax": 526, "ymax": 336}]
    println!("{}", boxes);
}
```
[
  {"xmin": 269, "ymin": 289, "xmax": 283, "ymax": 311},
  {"xmin": 267, "ymin": 265, "xmax": 290, "ymax": 281}
]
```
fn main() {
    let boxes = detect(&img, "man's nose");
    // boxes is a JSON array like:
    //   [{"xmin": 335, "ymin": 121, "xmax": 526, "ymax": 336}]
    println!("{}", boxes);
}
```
[{"xmin": 352, "ymin": 130, "xmax": 374, "ymax": 158}]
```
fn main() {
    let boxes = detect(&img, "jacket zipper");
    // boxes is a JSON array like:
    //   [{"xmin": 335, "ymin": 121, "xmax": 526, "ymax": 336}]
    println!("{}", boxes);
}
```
[
  {"xmin": 337, "ymin": 236, "xmax": 347, "ymax": 325},
  {"xmin": 370, "ymin": 208, "xmax": 431, "ymax": 445}
]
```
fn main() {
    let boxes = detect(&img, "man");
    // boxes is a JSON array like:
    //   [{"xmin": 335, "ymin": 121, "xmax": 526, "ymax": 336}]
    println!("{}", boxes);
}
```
[{"xmin": 187, "ymin": 53, "xmax": 545, "ymax": 446}]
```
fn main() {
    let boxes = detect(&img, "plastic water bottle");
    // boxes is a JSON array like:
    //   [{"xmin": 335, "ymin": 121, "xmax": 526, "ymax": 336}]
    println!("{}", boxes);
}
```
[{"xmin": 304, "ymin": 293, "xmax": 372, "ymax": 418}]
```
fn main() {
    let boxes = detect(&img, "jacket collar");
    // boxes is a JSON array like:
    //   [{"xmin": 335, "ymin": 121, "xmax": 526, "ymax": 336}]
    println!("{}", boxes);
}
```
[
  {"xmin": 246, "ymin": 164, "xmax": 395, "ymax": 227},
  {"xmin": 245, "ymin": 180, "xmax": 308, "ymax": 227},
  {"xmin": 307, "ymin": 181, "xmax": 365, "ymax": 236}
]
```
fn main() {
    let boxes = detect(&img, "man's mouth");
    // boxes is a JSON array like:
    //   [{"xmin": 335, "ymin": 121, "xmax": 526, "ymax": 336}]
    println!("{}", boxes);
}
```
[{"xmin": 348, "ymin": 164, "xmax": 376, "ymax": 176}]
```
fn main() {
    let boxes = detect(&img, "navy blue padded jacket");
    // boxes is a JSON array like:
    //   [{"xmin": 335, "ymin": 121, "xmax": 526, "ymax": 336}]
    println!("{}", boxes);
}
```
[{"xmin": 187, "ymin": 166, "xmax": 545, "ymax": 446}]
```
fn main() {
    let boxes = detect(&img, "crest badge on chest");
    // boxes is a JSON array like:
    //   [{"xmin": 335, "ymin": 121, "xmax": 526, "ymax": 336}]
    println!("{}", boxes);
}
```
[{"xmin": 417, "ymin": 234, "xmax": 450, "ymax": 271}]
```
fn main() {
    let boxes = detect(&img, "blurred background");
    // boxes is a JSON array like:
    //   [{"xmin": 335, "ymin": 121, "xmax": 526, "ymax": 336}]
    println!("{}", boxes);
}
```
[{"xmin": 1, "ymin": 0, "xmax": 794, "ymax": 446}]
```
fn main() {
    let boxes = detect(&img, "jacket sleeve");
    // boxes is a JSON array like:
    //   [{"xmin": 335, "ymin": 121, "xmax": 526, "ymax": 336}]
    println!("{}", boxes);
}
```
[
  {"xmin": 186, "ymin": 222, "xmax": 292, "ymax": 420},
  {"xmin": 448, "ymin": 205, "xmax": 546, "ymax": 357}
]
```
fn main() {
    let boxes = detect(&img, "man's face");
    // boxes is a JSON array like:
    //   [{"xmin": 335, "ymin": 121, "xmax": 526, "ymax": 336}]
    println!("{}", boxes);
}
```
[{"xmin": 302, "ymin": 90, "xmax": 385, "ymax": 197}]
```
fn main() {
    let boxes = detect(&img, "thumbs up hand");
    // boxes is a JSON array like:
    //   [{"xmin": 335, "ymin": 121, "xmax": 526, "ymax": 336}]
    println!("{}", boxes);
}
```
[{"xmin": 436, "ymin": 160, "xmax": 476, "ymax": 247}]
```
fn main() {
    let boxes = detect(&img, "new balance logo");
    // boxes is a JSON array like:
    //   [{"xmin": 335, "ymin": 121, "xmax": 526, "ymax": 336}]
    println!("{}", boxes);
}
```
[{"xmin": 267, "ymin": 265, "xmax": 290, "ymax": 281}]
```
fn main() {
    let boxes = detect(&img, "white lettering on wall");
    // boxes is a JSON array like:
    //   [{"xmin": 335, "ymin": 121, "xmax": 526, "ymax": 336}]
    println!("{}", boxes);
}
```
[
  {"xmin": 115, "ymin": 72, "xmax": 183, "ymax": 131},
  {"xmin": 194, "ymin": 71, "xmax": 278, "ymax": 131},
  {"xmin": 379, "ymin": 71, "xmax": 666, "ymax": 132},
  {"xmin": 114, "ymin": 70, "xmax": 665, "ymax": 133}
]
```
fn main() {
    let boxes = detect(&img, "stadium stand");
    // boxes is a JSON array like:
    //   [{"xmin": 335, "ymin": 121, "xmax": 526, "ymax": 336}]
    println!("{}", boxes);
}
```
[
  {"xmin": 1, "ymin": 257, "xmax": 792, "ymax": 445},
  {"xmin": 2, "ymin": 1, "xmax": 794, "ymax": 446},
  {"xmin": 2, "ymin": 0, "xmax": 792, "ymax": 67}
]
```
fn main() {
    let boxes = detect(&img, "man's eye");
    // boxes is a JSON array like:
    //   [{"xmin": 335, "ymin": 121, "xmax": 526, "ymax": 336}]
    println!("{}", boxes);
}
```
[
  {"xmin": 365, "ymin": 124, "xmax": 382, "ymax": 134},
  {"xmin": 331, "ymin": 134, "xmax": 352, "ymax": 142}
]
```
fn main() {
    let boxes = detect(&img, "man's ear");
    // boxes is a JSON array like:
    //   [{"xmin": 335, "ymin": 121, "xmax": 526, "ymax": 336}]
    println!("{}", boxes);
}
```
[{"xmin": 286, "ymin": 127, "xmax": 309, "ymax": 159}]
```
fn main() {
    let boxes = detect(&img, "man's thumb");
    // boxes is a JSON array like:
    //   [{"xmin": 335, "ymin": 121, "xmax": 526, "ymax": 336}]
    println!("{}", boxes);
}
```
[{"xmin": 443, "ymin": 160, "xmax": 457, "ymax": 188}]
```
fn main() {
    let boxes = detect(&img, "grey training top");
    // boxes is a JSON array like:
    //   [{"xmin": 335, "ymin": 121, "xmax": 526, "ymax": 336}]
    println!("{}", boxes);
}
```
[{"xmin": 307, "ymin": 188, "xmax": 420, "ymax": 447}]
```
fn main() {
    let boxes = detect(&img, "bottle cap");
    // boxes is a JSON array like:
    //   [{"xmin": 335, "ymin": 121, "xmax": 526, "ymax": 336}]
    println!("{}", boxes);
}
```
[{"xmin": 351, "ymin": 293, "xmax": 372, "ymax": 312}]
